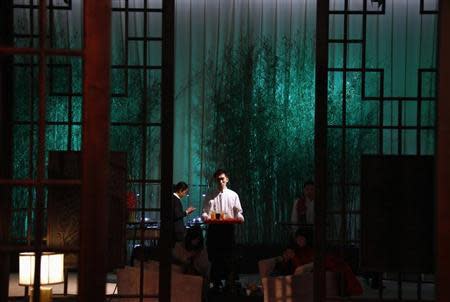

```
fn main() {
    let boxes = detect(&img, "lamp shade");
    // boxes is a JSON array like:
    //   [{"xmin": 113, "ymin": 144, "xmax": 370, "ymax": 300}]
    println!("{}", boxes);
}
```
[{"xmin": 19, "ymin": 252, "xmax": 64, "ymax": 286}]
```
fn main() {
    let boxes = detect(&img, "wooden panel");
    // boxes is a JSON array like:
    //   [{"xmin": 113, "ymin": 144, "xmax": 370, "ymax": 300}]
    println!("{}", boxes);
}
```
[
  {"xmin": 361, "ymin": 155, "xmax": 434, "ymax": 273},
  {"xmin": 47, "ymin": 151, "xmax": 127, "ymax": 270},
  {"xmin": 437, "ymin": 1, "xmax": 450, "ymax": 301}
]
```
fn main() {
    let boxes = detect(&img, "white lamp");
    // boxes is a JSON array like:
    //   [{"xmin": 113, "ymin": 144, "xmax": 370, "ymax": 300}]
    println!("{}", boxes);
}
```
[{"xmin": 19, "ymin": 252, "xmax": 64, "ymax": 302}]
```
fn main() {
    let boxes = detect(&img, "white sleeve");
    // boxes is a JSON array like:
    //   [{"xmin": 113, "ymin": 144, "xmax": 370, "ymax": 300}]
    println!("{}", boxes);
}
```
[
  {"xmin": 201, "ymin": 196, "xmax": 211, "ymax": 221},
  {"xmin": 234, "ymin": 194, "xmax": 244, "ymax": 222},
  {"xmin": 291, "ymin": 199, "xmax": 299, "ymax": 231}
]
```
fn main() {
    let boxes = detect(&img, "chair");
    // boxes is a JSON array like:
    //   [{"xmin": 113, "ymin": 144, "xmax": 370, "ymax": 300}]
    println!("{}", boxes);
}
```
[
  {"xmin": 115, "ymin": 264, "xmax": 203, "ymax": 302},
  {"xmin": 258, "ymin": 257, "xmax": 339, "ymax": 302}
]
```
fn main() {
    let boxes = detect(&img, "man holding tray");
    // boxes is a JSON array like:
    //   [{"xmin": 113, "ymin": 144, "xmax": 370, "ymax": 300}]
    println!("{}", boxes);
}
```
[{"xmin": 201, "ymin": 169, "xmax": 244, "ymax": 292}]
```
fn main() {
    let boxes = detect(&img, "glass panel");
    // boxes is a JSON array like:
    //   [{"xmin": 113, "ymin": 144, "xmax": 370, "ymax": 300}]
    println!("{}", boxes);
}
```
[
  {"xmin": 110, "ymin": 126, "xmax": 143, "ymax": 179},
  {"xmin": 328, "ymin": 129, "xmax": 343, "ymax": 184},
  {"xmin": 111, "ymin": 97, "xmax": 142, "ymax": 123},
  {"xmin": 11, "ymin": 210, "xmax": 29, "ymax": 240},
  {"xmin": 328, "ymin": 183, "xmax": 342, "ymax": 212},
  {"xmin": 111, "ymin": 11, "xmax": 126, "ymax": 65},
  {"xmin": 348, "ymin": 15, "xmax": 362, "ymax": 40},
  {"xmin": 347, "ymin": 43, "xmax": 362, "ymax": 68},
  {"xmin": 45, "ymin": 125, "xmax": 68, "ymax": 151},
  {"xmin": 147, "ymin": 69, "xmax": 161, "ymax": 123},
  {"xmin": 329, "ymin": 0, "xmax": 345, "ymax": 11},
  {"xmin": 128, "ymin": 40, "xmax": 144, "ymax": 66},
  {"xmin": 421, "ymin": 129, "xmax": 435, "ymax": 155},
  {"xmin": 329, "ymin": 15, "xmax": 344, "ymax": 40},
  {"xmin": 112, "ymin": 0, "xmax": 162, "ymax": 10},
  {"xmin": 328, "ymin": 71, "xmax": 343, "ymax": 126},
  {"xmin": 146, "ymin": 126, "xmax": 161, "ymax": 180},
  {"xmin": 13, "ymin": 56, "xmax": 39, "ymax": 122},
  {"xmin": 329, "ymin": 43, "xmax": 343, "ymax": 69},
  {"xmin": 346, "ymin": 213, "xmax": 360, "ymax": 241},
  {"xmin": 402, "ymin": 102, "xmax": 418, "ymax": 126},
  {"xmin": 147, "ymin": 40, "xmax": 161, "ymax": 66},
  {"xmin": 401, "ymin": 129, "xmax": 417, "ymax": 155},
  {"xmin": 12, "ymin": 124, "xmax": 37, "ymax": 179},
  {"xmin": 348, "ymin": 0, "xmax": 364, "ymax": 11},
  {"xmin": 364, "ymin": 71, "xmax": 382, "ymax": 98},
  {"xmin": 346, "ymin": 129, "xmax": 378, "ymax": 182},
  {"xmin": 346, "ymin": 185, "xmax": 360, "ymax": 212},
  {"xmin": 421, "ymin": 71, "xmax": 436, "ymax": 98},
  {"xmin": 420, "ymin": 101, "xmax": 435, "ymax": 127},
  {"xmin": 423, "ymin": 0, "xmax": 439, "ymax": 11},
  {"xmin": 147, "ymin": 12, "xmax": 162, "ymax": 37},
  {"xmin": 382, "ymin": 129, "xmax": 399, "ymax": 155},
  {"xmin": 13, "ymin": 7, "xmax": 39, "ymax": 48},
  {"xmin": 49, "ymin": 0, "xmax": 83, "ymax": 49},
  {"xmin": 383, "ymin": 100, "xmax": 399, "ymax": 126}
]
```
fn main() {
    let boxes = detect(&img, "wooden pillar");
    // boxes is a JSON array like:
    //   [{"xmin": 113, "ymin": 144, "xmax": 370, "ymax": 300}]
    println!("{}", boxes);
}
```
[
  {"xmin": 159, "ymin": 0, "xmax": 175, "ymax": 300},
  {"xmin": 78, "ymin": 0, "xmax": 112, "ymax": 301},
  {"xmin": 437, "ymin": 1, "xmax": 450, "ymax": 301},
  {"xmin": 314, "ymin": 1, "xmax": 329, "ymax": 302},
  {"xmin": 0, "ymin": 0, "xmax": 14, "ymax": 301}
]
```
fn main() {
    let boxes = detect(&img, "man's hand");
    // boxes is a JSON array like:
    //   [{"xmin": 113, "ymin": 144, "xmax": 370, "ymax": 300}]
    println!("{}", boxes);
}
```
[
  {"xmin": 185, "ymin": 207, "xmax": 196, "ymax": 215},
  {"xmin": 233, "ymin": 206, "xmax": 239, "ymax": 216}
]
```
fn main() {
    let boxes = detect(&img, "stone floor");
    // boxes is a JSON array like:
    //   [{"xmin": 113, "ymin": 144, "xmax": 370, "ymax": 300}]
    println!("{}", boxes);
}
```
[{"xmin": 8, "ymin": 272, "xmax": 435, "ymax": 301}]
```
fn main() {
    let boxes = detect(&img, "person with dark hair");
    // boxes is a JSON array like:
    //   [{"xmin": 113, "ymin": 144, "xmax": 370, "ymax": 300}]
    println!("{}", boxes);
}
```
[
  {"xmin": 273, "ymin": 230, "xmax": 363, "ymax": 296},
  {"xmin": 291, "ymin": 180, "xmax": 315, "ymax": 225},
  {"xmin": 201, "ymin": 169, "xmax": 244, "ymax": 291},
  {"xmin": 272, "ymin": 229, "xmax": 313, "ymax": 276},
  {"xmin": 172, "ymin": 225, "xmax": 210, "ymax": 278},
  {"xmin": 173, "ymin": 181, "xmax": 196, "ymax": 244}
]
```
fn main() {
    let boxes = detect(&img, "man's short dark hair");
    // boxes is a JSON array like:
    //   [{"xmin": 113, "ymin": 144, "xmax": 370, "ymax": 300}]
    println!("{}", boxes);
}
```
[
  {"xmin": 213, "ymin": 169, "xmax": 228, "ymax": 179},
  {"xmin": 174, "ymin": 181, "xmax": 188, "ymax": 192}
]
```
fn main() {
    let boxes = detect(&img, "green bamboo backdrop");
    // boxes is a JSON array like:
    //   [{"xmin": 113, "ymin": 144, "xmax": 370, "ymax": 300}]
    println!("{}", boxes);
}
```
[{"xmin": 9, "ymin": 0, "xmax": 437, "ymax": 245}]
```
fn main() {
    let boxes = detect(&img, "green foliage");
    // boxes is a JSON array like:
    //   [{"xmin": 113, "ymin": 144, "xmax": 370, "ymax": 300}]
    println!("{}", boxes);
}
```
[{"xmin": 198, "ymin": 34, "xmax": 316, "ymax": 244}]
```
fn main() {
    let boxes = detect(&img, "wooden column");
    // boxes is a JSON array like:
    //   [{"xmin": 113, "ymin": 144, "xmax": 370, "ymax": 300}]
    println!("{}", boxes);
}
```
[
  {"xmin": 159, "ymin": 0, "xmax": 175, "ymax": 301},
  {"xmin": 0, "ymin": 0, "xmax": 13, "ymax": 301},
  {"xmin": 314, "ymin": 1, "xmax": 329, "ymax": 302},
  {"xmin": 437, "ymin": 1, "xmax": 450, "ymax": 302},
  {"xmin": 78, "ymin": 0, "xmax": 112, "ymax": 301}
]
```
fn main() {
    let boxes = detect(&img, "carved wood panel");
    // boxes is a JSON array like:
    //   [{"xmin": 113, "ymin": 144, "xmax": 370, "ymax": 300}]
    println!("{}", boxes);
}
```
[{"xmin": 47, "ymin": 151, "xmax": 127, "ymax": 270}]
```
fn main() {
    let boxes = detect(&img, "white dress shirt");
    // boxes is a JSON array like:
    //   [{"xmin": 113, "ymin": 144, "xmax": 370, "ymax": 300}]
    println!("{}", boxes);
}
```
[
  {"xmin": 201, "ymin": 188, "xmax": 244, "ymax": 221},
  {"xmin": 291, "ymin": 197, "xmax": 315, "ymax": 225},
  {"xmin": 305, "ymin": 199, "xmax": 314, "ymax": 224}
]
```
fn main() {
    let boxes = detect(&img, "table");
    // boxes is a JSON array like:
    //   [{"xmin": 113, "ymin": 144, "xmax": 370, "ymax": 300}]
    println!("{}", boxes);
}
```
[{"xmin": 204, "ymin": 218, "xmax": 244, "ymax": 225}]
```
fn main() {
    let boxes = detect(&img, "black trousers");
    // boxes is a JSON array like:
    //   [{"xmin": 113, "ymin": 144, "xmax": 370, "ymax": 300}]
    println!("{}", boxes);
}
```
[{"xmin": 206, "ymin": 224, "xmax": 236, "ymax": 285}]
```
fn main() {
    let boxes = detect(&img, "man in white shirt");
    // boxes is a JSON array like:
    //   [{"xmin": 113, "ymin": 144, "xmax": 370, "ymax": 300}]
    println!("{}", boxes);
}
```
[
  {"xmin": 202, "ymin": 169, "xmax": 244, "ymax": 291},
  {"xmin": 201, "ymin": 172, "xmax": 244, "ymax": 222},
  {"xmin": 291, "ymin": 181, "xmax": 315, "ymax": 226}
]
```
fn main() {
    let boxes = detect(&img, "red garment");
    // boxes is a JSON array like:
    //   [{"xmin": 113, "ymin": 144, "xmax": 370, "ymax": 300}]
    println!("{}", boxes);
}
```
[
  {"xmin": 324, "ymin": 254, "xmax": 363, "ymax": 296},
  {"xmin": 288, "ymin": 247, "xmax": 363, "ymax": 296},
  {"xmin": 126, "ymin": 191, "xmax": 137, "ymax": 209},
  {"xmin": 291, "ymin": 246, "xmax": 314, "ymax": 268}
]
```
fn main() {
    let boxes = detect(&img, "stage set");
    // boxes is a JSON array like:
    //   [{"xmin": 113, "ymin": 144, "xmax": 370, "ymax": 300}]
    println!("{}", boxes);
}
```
[{"xmin": 1, "ymin": 0, "xmax": 450, "ymax": 301}]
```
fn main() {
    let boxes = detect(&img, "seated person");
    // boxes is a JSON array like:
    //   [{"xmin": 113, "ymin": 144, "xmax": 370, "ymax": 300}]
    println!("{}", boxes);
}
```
[
  {"xmin": 172, "ymin": 225, "xmax": 210, "ymax": 279},
  {"xmin": 273, "ymin": 229, "xmax": 363, "ymax": 296}
]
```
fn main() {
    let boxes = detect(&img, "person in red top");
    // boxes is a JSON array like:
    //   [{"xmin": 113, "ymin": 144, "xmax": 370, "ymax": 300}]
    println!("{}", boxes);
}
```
[{"xmin": 273, "ymin": 229, "xmax": 363, "ymax": 296}]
